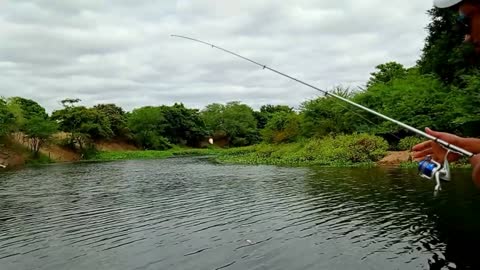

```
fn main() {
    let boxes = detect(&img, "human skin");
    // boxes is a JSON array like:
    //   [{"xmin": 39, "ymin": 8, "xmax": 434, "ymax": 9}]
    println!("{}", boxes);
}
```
[{"xmin": 459, "ymin": 1, "xmax": 480, "ymax": 53}]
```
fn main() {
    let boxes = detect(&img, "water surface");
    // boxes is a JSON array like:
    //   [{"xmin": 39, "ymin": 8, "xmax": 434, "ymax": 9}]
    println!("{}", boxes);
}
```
[{"xmin": 1, "ymin": 157, "xmax": 479, "ymax": 270}]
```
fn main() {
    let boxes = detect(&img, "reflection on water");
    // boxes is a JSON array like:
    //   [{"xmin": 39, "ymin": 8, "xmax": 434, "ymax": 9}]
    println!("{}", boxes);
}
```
[{"xmin": 0, "ymin": 157, "xmax": 479, "ymax": 270}]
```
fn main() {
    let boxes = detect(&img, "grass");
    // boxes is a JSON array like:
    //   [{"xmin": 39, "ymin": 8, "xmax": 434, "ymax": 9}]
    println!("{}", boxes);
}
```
[
  {"xmin": 88, "ymin": 147, "xmax": 222, "ymax": 161},
  {"xmin": 87, "ymin": 134, "xmax": 390, "ymax": 168},
  {"xmin": 25, "ymin": 152, "xmax": 55, "ymax": 166},
  {"xmin": 3, "ymin": 134, "xmax": 392, "ymax": 168},
  {"xmin": 0, "ymin": 137, "xmax": 54, "ymax": 166},
  {"xmin": 215, "ymin": 134, "xmax": 389, "ymax": 167}
]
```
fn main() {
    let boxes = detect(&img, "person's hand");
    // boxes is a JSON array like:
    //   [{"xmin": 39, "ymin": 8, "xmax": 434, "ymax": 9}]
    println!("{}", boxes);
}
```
[
  {"xmin": 470, "ymin": 155, "xmax": 480, "ymax": 188},
  {"xmin": 411, "ymin": 128, "xmax": 462, "ymax": 163}
]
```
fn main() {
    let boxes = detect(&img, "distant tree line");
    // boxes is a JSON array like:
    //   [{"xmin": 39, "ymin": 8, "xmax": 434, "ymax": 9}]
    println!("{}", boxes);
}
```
[{"xmin": 0, "ymin": 6, "xmax": 478, "ymax": 157}]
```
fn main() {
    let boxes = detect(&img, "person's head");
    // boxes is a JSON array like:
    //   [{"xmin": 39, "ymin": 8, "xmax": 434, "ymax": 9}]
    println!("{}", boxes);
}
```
[{"xmin": 434, "ymin": 0, "xmax": 480, "ymax": 53}]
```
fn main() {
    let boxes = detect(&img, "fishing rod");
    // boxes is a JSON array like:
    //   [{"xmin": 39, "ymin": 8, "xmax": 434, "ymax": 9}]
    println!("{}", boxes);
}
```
[{"xmin": 171, "ymin": 34, "xmax": 474, "ymax": 191}]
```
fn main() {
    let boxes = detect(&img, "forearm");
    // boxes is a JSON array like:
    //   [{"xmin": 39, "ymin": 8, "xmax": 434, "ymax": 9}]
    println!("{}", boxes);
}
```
[{"xmin": 470, "ymin": 155, "xmax": 480, "ymax": 188}]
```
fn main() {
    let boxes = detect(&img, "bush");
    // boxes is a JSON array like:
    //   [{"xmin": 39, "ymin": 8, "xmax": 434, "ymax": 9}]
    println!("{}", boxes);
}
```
[
  {"xmin": 217, "ymin": 133, "xmax": 389, "ymax": 166},
  {"xmin": 397, "ymin": 136, "xmax": 425, "ymax": 151}
]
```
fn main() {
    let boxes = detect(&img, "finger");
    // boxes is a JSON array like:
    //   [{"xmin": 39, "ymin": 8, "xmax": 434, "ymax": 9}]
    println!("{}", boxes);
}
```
[
  {"xmin": 412, "ymin": 140, "xmax": 431, "ymax": 151},
  {"xmin": 447, "ymin": 152, "xmax": 461, "ymax": 162},
  {"xmin": 412, "ymin": 148, "xmax": 433, "ymax": 160},
  {"xmin": 425, "ymin": 128, "xmax": 449, "ymax": 141}
]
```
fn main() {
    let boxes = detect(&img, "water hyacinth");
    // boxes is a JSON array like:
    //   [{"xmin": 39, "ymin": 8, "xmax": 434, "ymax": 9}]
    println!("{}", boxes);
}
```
[{"xmin": 217, "ymin": 134, "xmax": 388, "ymax": 167}]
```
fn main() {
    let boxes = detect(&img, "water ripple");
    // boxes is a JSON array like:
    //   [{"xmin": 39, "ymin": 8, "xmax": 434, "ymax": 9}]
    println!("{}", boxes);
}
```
[{"xmin": 0, "ymin": 158, "xmax": 478, "ymax": 269}]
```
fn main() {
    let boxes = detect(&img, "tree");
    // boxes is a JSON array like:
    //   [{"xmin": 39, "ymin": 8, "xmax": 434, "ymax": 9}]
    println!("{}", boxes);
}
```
[
  {"xmin": 127, "ymin": 106, "xmax": 171, "ymax": 150},
  {"xmin": 418, "ymin": 7, "xmax": 480, "ymax": 83},
  {"xmin": 353, "ymin": 69, "xmax": 453, "ymax": 136},
  {"xmin": 6, "ymin": 97, "xmax": 49, "ymax": 137},
  {"xmin": 300, "ymin": 86, "xmax": 358, "ymax": 137},
  {"xmin": 261, "ymin": 111, "xmax": 301, "ymax": 143},
  {"xmin": 201, "ymin": 102, "xmax": 258, "ymax": 146},
  {"xmin": 159, "ymin": 103, "xmax": 207, "ymax": 146},
  {"xmin": 93, "ymin": 104, "xmax": 130, "ymax": 138},
  {"xmin": 0, "ymin": 98, "xmax": 15, "ymax": 138},
  {"xmin": 52, "ymin": 99, "xmax": 113, "ymax": 150},
  {"xmin": 366, "ymin": 62, "xmax": 407, "ymax": 87},
  {"xmin": 444, "ymin": 72, "xmax": 480, "ymax": 136},
  {"xmin": 254, "ymin": 104, "xmax": 293, "ymax": 129},
  {"xmin": 24, "ymin": 116, "xmax": 58, "ymax": 156},
  {"xmin": 8, "ymin": 97, "xmax": 48, "ymax": 120}
]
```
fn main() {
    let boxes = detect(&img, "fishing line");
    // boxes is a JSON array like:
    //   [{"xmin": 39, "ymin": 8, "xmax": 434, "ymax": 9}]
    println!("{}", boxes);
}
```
[{"xmin": 171, "ymin": 34, "xmax": 473, "ymax": 158}]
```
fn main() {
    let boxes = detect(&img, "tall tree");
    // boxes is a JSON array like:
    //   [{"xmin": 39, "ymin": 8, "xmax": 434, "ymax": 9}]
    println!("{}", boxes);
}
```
[
  {"xmin": 300, "ymin": 86, "xmax": 358, "ymax": 137},
  {"xmin": 24, "ymin": 116, "xmax": 58, "ymax": 156},
  {"xmin": 0, "ymin": 98, "xmax": 15, "ymax": 138},
  {"xmin": 127, "ymin": 106, "xmax": 171, "ymax": 150},
  {"xmin": 52, "ymin": 99, "xmax": 113, "ymax": 150},
  {"xmin": 418, "ymin": 7, "xmax": 480, "ymax": 83},
  {"xmin": 93, "ymin": 104, "xmax": 130, "ymax": 138},
  {"xmin": 159, "ymin": 103, "xmax": 207, "ymax": 146},
  {"xmin": 353, "ymin": 68, "xmax": 454, "ymax": 135},
  {"xmin": 8, "ymin": 97, "xmax": 48, "ymax": 120},
  {"xmin": 201, "ymin": 102, "xmax": 258, "ymax": 146},
  {"xmin": 366, "ymin": 62, "xmax": 407, "ymax": 87},
  {"xmin": 254, "ymin": 104, "xmax": 293, "ymax": 129},
  {"xmin": 261, "ymin": 111, "xmax": 301, "ymax": 143}
]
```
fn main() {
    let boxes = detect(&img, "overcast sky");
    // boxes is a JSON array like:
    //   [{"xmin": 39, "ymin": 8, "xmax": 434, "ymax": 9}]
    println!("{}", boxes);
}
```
[{"xmin": 0, "ymin": 0, "xmax": 433, "ymax": 112}]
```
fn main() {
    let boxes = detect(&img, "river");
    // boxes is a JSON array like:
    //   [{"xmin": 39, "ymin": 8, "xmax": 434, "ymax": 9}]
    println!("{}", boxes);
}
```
[{"xmin": 1, "ymin": 157, "xmax": 479, "ymax": 270}]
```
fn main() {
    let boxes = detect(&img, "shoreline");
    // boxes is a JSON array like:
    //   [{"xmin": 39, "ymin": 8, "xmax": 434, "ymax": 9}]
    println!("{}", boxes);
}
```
[{"xmin": 1, "ymin": 149, "xmax": 412, "ymax": 170}]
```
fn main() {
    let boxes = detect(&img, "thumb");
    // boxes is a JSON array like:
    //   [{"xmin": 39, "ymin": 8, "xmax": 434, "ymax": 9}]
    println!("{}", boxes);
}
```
[
  {"xmin": 425, "ymin": 127, "xmax": 448, "ymax": 141},
  {"xmin": 425, "ymin": 127, "xmax": 438, "ymax": 136}
]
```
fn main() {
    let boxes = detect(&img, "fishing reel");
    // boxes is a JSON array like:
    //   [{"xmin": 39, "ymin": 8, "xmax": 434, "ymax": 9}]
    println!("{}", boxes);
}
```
[{"xmin": 418, "ymin": 150, "xmax": 451, "ymax": 192}]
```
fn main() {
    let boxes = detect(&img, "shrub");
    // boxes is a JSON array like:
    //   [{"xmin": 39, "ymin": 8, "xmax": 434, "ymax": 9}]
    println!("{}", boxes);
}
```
[
  {"xmin": 397, "ymin": 136, "xmax": 425, "ymax": 151},
  {"xmin": 217, "ymin": 133, "xmax": 389, "ymax": 166}
]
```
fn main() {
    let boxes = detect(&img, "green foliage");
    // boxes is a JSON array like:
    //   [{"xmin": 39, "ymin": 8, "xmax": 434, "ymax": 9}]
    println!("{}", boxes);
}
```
[
  {"xmin": 6, "ymin": 97, "xmax": 49, "ymax": 135},
  {"xmin": 261, "ymin": 111, "xmax": 301, "ymax": 143},
  {"xmin": 127, "ymin": 103, "xmax": 206, "ymax": 149},
  {"xmin": 201, "ymin": 102, "xmax": 258, "ymax": 146},
  {"xmin": 418, "ymin": 7, "xmax": 480, "ymax": 83},
  {"xmin": 0, "ymin": 98, "xmax": 15, "ymax": 137},
  {"xmin": 444, "ymin": 72, "xmax": 480, "ymax": 136},
  {"xmin": 52, "ymin": 99, "xmax": 113, "ymax": 149},
  {"xmin": 2, "ymin": 97, "xmax": 57, "ymax": 156},
  {"xmin": 367, "ymin": 62, "xmax": 407, "ymax": 87},
  {"xmin": 158, "ymin": 103, "xmax": 207, "ymax": 146},
  {"xmin": 127, "ymin": 106, "xmax": 171, "ymax": 150},
  {"xmin": 93, "ymin": 104, "xmax": 130, "ymax": 138},
  {"xmin": 300, "ymin": 86, "xmax": 358, "ymax": 137},
  {"xmin": 89, "ymin": 148, "xmax": 218, "ymax": 161},
  {"xmin": 353, "ymin": 69, "xmax": 453, "ymax": 134},
  {"xmin": 8, "ymin": 97, "xmax": 48, "ymax": 120},
  {"xmin": 91, "ymin": 150, "xmax": 174, "ymax": 161},
  {"xmin": 24, "ymin": 116, "xmax": 58, "ymax": 156},
  {"xmin": 254, "ymin": 104, "xmax": 293, "ymax": 129},
  {"xmin": 397, "ymin": 136, "xmax": 425, "ymax": 151},
  {"xmin": 217, "ymin": 134, "xmax": 388, "ymax": 166},
  {"xmin": 25, "ymin": 152, "xmax": 54, "ymax": 166}
]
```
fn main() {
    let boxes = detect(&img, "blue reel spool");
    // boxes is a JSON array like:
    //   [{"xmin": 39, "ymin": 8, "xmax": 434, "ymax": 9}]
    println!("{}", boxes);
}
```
[
  {"xmin": 417, "ymin": 153, "xmax": 451, "ymax": 192},
  {"xmin": 418, "ymin": 157, "xmax": 439, "ymax": 179}
]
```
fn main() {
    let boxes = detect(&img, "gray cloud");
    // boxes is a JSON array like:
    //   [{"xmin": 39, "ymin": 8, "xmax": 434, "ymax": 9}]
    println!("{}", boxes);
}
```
[{"xmin": 0, "ymin": 0, "xmax": 433, "ymax": 113}]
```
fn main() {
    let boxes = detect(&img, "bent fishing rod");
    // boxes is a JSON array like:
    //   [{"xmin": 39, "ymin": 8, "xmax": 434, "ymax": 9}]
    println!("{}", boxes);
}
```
[{"xmin": 172, "ymin": 35, "xmax": 473, "ymax": 159}]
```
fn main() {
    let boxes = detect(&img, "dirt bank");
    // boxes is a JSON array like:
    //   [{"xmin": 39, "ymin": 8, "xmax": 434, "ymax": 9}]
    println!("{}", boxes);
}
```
[
  {"xmin": 0, "ymin": 144, "xmax": 27, "ymax": 168},
  {"xmin": 1, "ymin": 134, "xmax": 138, "ymax": 169},
  {"xmin": 95, "ymin": 140, "xmax": 138, "ymax": 151},
  {"xmin": 377, "ymin": 151, "xmax": 411, "ymax": 165}
]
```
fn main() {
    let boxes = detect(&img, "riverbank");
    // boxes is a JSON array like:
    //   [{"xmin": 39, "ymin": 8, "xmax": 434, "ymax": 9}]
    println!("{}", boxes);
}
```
[
  {"xmin": 87, "ymin": 134, "xmax": 394, "ymax": 167},
  {"xmin": 215, "ymin": 135, "xmax": 388, "ymax": 167},
  {"xmin": 1, "ymin": 134, "xmax": 416, "ymax": 169},
  {"xmin": 89, "ymin": 148, "xmax": 220, "ymax": 161}
]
